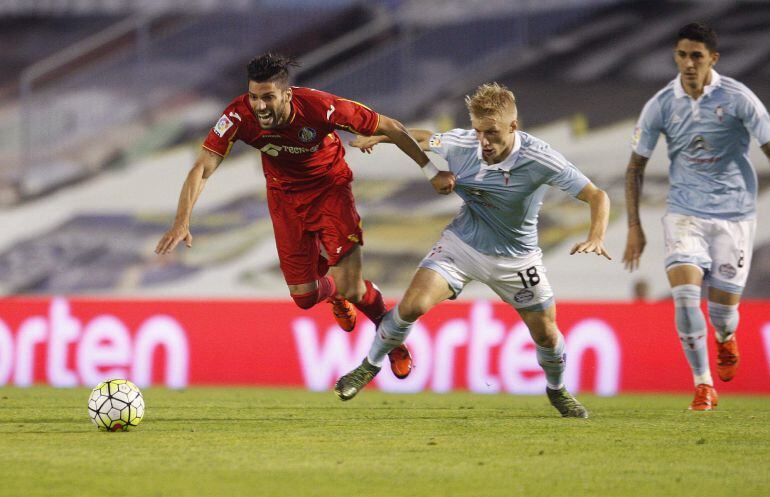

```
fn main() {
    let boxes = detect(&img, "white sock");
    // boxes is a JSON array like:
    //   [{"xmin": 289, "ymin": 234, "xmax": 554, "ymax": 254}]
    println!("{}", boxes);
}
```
[
  {"xmin": 367, "ymin": 305, "xmax": 413, "ymax": 367},
  {"xmin": 672, "ymin": 285, "xmax": 711, "ymax": 387},
  {"xmin": 536, "ymin": 333, "xmax": 566, "ymax": 390},
  {"xmin": 708, "ymin": 301, "xmax": 739, "ymax": 343}
]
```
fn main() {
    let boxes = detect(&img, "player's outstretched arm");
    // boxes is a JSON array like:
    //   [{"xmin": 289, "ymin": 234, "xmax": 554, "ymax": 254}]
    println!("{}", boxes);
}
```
[
  {"xmin": 155, "ymin": 148, "xmax": 223, "ymax": 255},
  {"xmin": 349, "ymin": 129, "xmax": 434, "ymax": 153},
  {"xmin": 622, "ymin": 152, "xmax": 649, "ymax": 272},
  {"xmin": 571, "ymin": 182, "xmax": 611, "ymax": 260},
  {"xmin": 371, "ymin": 116, "xmax": 455, "ymax": 195}
]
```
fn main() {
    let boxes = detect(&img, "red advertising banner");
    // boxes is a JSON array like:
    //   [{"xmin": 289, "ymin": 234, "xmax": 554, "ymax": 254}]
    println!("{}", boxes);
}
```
[{"xmin": 0, "ymin": 298, "xmax": 768, "ymax": 394}]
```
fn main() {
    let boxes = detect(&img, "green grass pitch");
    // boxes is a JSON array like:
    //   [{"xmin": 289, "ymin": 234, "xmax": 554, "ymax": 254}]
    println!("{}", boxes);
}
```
[{"xmin": 1, "ymin": 387, "xmax": 768, "ymax": 497}]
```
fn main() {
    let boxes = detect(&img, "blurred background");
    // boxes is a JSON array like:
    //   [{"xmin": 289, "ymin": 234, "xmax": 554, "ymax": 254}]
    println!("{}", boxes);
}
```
[{"xmin": 1, "ymin": 0, "xmax": 768, "ymax": 302}]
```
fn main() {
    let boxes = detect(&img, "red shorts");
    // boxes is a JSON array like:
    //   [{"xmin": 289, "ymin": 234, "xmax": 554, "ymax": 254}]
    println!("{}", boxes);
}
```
[{"xmin": 266, "ymin": 172, "xmax": 363, "ymax": 285}]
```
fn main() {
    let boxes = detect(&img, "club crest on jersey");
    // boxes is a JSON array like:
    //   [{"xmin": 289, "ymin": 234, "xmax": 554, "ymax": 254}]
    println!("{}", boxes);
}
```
[
  {"xmin": 298, "ymin": 127, "xmax": 317, "ymax": 143},
  {"xmin": 513, "ymin": 289, "xmax": 535, "ymax": 304},
  {"xmin": 214, "ymin": 115, "xmax": 233, "ymax": 137},
  {"xmin": 715, "ymin": 105, "xmax": 724, "ymax": 122},
  {"xmin": 718, "ymin": 263, "xmax": 737, "ymax": 279}
]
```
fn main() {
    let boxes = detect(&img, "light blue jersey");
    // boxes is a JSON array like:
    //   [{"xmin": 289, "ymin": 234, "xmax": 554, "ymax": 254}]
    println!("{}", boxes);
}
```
[
  {"xmin": 429, "ymin": 129, "xmax": 590, "ymax": 257},
  {"xmin": 633, "ymin": 70, "xmax": 770, "ymax": 220}
]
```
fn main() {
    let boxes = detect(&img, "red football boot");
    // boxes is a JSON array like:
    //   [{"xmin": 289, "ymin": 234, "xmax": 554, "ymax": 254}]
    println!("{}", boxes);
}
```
[
  {"xmin": 387, "ymin": 344, "xmax": 412, "ymax": 379},
  {"xmin": 715, "ymin": 337, "xmax": 739, "ymax": 382},
  {"xmin": 689, "ymin": 384, "xmax": 718, "ymax": 411},
  {"xmin": 329, "ymin": 296, "xmax": 356, "ymax": 332}
]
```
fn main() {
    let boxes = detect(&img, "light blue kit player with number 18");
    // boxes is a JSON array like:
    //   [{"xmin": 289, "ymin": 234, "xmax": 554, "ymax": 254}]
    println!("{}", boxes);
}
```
[{"xmin": 337, "ymin": 83, "xmax": 612, "ymax": 418}]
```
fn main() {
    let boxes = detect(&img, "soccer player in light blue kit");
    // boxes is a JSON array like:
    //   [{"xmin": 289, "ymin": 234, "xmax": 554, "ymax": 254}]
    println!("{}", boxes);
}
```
[
  {"xmin": 623, "ymin": 23, "xmax": 770, "ymax": 411},
  {"xmin": 338, "ymin": 83, "xmax": 611, "ymax": 418}
]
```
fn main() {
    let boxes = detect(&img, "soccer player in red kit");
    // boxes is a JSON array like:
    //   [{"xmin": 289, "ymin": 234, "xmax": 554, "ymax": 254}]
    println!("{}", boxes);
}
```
[{"xmin": 155, "ymin": 53, "xmax": 456, "ymax": 379}]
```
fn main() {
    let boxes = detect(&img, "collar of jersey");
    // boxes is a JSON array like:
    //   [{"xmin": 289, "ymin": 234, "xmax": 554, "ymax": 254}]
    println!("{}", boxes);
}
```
[
  {"xmin": 673, "ymin": 69, "xmax": 722, "ymax": 99},
  {"xmin": 477, "ymin": 130, "xmax": 522, "ymax": 172}
]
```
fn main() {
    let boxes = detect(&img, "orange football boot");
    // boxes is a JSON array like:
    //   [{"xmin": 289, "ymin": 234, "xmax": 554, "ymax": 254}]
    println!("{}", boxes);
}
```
[
  {"xmin": 689, "ymin": 384, "xmax": 718, "ymax": 411},
  {"xmin": 329, "ymin": 296, "xmax": 356, "ymax": 332},
  {"xmin": 387, "ymin": 344, "xmax": 412, "ymax": 379},
  {"xmin": 715, "ymin": 337, "xmax": 739, "ymax": 382}
]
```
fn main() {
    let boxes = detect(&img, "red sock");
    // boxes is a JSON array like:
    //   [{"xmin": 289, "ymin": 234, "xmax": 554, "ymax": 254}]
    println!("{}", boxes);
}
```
[
  {"xmin": 291, "ymin": 276, "xmax": 336, "ymax": 309},
  {"xmin": 354, "ymin": 280, "xmax": 387, "ymax": 327},
  {"xmin": 317, "ymin": 275, "xmax": 336, "ymax": 302}
]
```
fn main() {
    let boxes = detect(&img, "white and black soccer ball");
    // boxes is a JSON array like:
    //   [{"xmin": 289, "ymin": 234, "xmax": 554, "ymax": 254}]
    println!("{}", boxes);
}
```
[{"xmin": 88, "ymin": 379, "xmax": 145, "ymax": 432}]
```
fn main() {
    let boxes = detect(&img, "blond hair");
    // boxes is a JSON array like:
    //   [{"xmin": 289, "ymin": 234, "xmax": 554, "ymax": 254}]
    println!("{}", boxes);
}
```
[{"xmin": 465, "ymin": 83, "xmax": 517, "ymax": 120}]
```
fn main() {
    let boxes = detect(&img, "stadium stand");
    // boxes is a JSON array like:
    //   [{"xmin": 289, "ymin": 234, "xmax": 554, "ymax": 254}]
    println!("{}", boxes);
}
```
[{"xmin": 0, "ymin": 0, "xmax": 768, "ymax": 300}]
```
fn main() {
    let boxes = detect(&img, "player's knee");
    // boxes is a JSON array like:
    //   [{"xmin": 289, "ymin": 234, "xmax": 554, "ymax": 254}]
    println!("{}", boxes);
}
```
[{"xmin": 291, "ymin": 290, "xmax": 319, "ymax": 310}]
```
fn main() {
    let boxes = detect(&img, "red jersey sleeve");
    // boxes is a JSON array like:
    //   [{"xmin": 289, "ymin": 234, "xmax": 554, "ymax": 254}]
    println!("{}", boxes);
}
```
[
  {"xmin": 323, "ymin": 93, "xmax": 380, "ymax": 136},
  {"xmin": 202, "ymin": 104, "xmax": 242, "ymax": 157}
]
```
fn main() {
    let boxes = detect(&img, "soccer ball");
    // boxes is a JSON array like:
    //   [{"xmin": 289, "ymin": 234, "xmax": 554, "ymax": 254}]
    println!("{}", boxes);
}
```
[{"xmin": 88, "ymin": 379, "xmax": 145, "ymax": 432}]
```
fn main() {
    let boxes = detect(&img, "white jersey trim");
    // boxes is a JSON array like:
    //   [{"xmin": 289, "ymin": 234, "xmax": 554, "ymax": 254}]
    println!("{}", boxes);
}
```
[{"xmin": 520, "ymin": 149, "xmax": 567, "ymax": 173}]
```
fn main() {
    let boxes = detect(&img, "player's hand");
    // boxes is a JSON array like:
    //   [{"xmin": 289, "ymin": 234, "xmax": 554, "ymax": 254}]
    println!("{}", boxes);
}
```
[
  {"xmin": 431, "ymin": 171, "xmax": 456, "ymax": 195},
  {"xmin": 155, "ymin": 223, "xmax": 193, "ymax": 255},
  {"xmin": 570, "ymin": 238, "xmax": 611, "ymax": 260},
  {"xmin": 622, "ymin": 225, "xmax": 646, "ymax": 272},
  {"xmin": 348, "ymin": 136, "xmax": 381, "ymax": 154}
]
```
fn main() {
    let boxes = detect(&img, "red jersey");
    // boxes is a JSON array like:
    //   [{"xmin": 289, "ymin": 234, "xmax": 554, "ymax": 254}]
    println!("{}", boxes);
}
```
[{"xmin": 203, "ymin": 87, "xmax": 380, "ymax": 190}]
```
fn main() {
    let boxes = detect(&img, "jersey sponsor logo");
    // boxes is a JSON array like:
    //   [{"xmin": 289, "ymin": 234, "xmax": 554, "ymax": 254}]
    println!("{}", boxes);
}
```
[
  {"xmin": 298, "ymin": 127, "xmax": 317, "ymax": 143},
  {"xmin": 513, "ymin": 289, "xmax": 534, "ymax": 304},
  {"xmin": 259, "ymin": 142, "xmax": 320, "ymax": 157},
  {"xmin": 687, "ymin": 135, "xmax": 712, "ymax": 153},
  {"xmin": 464, "ymin": 188, "xmax": 499, "ymax": 210},
  {"xmin": 214, "ymin": 115, "xmax": 234, "ymax": 137},
  {"xmin": 718, "ymin": 263, "xmax": 737, "ymax": 279}
]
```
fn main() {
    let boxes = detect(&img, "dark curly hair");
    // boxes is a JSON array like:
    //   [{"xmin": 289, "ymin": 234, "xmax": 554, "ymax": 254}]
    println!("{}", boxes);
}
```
[
  {"xmin": 247, "ymin": 53, "xmax": 299, "ymax": 86},
  {"xmin": 677, "ymin": 22, "xmax": 718, "ymax": 52}
]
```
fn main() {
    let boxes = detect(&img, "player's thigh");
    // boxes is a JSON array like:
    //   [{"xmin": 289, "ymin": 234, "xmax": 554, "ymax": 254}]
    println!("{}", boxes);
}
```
[
  {"xmin": 666, "ymin": 264, "xmax": 704, "ymax": 287},
  {"xmin": 309, "ymin": 181, "xmax": 364, "ymax": 269},
  {"xmin": 399, "ymin": 267, "xmax": 455, "ymax": 322},
  {"xmin": 267, "ymin": 189, "xmax": 322, "ymax": 286},
  {"xmin": 662, "ymin": 213, "xmax": 711, "ymax": 274},
  {"xmin": 516, "ymin": 304, "xmax": 559, "ymax": 348},
  {"xmin": 487, "ymin": 252, "xmax": 554, "ymax": 312},
  {"xmin": 706, "ymin": 218, "xmax": 755, "ymax": 296},
  {"xmin": 416, "ymin": 230, "xmax": 476, "ymax": 303}
]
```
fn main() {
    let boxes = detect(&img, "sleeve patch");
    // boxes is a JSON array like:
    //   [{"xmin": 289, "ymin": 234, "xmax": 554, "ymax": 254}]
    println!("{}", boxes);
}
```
[
  {"xmin": 214, "ymin": 115, "xmax": 234, "ymax": 137},
  {"xmin": 429, "ymin": 134, "xmax": 442, "ymax": 148},
  {"xmin": 631, "ymin": 126, "xmax": 641, "ymax": 147}
]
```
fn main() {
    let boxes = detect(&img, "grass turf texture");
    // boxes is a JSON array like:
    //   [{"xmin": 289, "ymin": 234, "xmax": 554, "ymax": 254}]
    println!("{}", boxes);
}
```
[{"xmin": 0, "ymin": 388, "xmax": 768, "ymax": 497}]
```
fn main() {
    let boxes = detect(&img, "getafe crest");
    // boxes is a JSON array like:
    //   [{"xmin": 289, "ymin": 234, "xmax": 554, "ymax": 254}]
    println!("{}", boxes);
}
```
[{"xmin": 298, "ymin": 127, "xmax": 317, "ymax": 143}]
